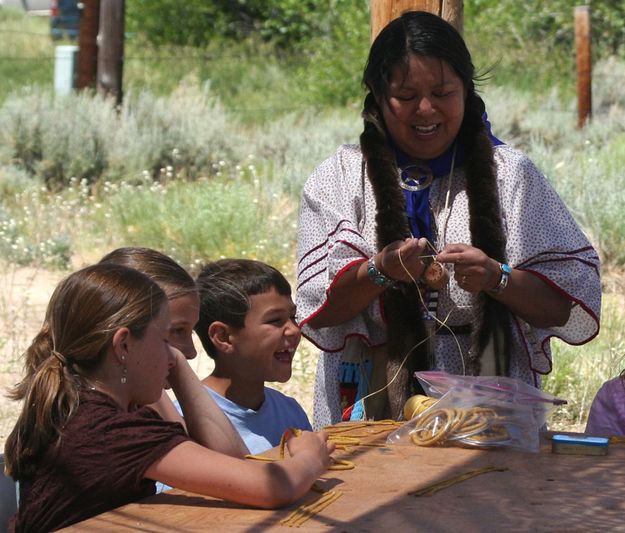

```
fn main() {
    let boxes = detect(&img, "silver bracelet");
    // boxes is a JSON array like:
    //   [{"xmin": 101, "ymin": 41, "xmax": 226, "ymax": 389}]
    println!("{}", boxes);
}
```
[{"xmin": 488, "ymin": 263, "xmax": 512, "ymax": 295}]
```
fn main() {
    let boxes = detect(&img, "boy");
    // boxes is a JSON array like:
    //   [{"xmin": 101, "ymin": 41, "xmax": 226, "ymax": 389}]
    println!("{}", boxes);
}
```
[{"xmin": 192, "ymin": 258, "xmax": 312, "ymax": 454}]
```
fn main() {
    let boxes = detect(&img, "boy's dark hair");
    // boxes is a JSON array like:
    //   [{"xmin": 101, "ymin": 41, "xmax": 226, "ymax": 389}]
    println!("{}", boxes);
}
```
[{"xmin": 194, "ymin": 259, "xmax": 291, "ymax": 358}]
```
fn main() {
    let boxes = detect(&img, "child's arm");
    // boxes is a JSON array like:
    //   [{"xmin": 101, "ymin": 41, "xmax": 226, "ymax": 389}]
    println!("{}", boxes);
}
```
[
  {"xmin": 149, "ymin": 390, "xmax": 187, "ymax": 429},
  {"xmin": 167, "ymin": 348, "xmax": 249, "ymax": 457},
  {"xmin": 145, "ymin": 431, "xmax": 334, "ymax": 508}
]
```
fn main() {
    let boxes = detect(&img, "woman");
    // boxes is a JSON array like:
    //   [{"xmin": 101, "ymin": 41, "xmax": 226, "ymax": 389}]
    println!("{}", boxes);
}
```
[
  {"xmin": 296, "ymin": 11, "xmax": 601, "ymax": 428},
  {"xmin": 4, "ymin": 264, "xmax": 333, "ymax": 531}
]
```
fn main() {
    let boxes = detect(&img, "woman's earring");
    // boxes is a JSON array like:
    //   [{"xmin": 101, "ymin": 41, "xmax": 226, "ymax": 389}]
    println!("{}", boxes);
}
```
[{"xmin": 121, "ymin": 355, "xmax": 128, "ymax": 384}]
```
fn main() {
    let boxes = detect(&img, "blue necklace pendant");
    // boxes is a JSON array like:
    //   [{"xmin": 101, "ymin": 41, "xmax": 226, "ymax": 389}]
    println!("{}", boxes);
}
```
[{"xmin": 398, "ymin": 163, "xmax": 434, "ymax": 191}]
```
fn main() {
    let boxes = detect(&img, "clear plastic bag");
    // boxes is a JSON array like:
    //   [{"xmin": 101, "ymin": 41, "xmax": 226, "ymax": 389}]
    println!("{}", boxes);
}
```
[
  {"xmin": 414, "ymin": 371, "xmax": 566, "ymax": 428},
  {"xmin": 386, "ymin": 372, "xmax": 567, "ymax": 453}
]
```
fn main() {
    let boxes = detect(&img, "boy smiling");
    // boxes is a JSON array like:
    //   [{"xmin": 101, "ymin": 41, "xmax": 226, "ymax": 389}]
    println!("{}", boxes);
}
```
[{"xmin": 192, "ymin": 259, "xmax": 312, "ymax": 454}]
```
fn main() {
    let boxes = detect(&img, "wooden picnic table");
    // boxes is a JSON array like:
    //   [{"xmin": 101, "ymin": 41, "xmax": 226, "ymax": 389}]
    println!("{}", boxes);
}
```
[{"xmin": 60, "ymin": 423, "xmax": 624, "ymax": 532}]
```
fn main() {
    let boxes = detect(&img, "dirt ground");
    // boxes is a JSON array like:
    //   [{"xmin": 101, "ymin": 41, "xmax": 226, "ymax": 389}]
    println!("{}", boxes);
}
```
[{"xmin": 0, "ymin": 266, "xmax": 62, "ymax": 444}]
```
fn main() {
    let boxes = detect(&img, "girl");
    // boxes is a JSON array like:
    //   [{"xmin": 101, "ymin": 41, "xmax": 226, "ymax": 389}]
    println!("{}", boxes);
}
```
[
  {"xmin": 99, "ymin": 247, "xmax": 199, "ymax": 361},
  {"xmin": 4, "ymin": 264, "xmax": 333, "ymax": 532},
  {"xmin": 98, "ymin": 247, "xmax": 203, "ymax": 426}
]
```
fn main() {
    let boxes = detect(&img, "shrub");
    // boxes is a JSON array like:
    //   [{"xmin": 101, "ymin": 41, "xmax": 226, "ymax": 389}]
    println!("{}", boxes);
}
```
[
  {"xmin": 90, "ymin": 174, "xmax": 299, "ymax": 277},
  {"xmin": 126, "ymin": 0, "xmax": 357, "ymax": 49},
  {"xmin": 111, "ymin": 78, "xmax": 243, "ymax": 181},
  {"xmin": 0, "ymin": 82, "xmax": 246, "ymax": 186},
  {"xmin": 0, "ymin": 89, "xmax": 113, "ymax": 188}
]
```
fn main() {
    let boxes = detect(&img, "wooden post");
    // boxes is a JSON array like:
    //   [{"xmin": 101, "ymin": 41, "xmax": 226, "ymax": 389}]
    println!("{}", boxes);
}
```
[
  {"xmin": 97, "ymin": 0, "xmax": 125, "ymax": 106},
  {"xmin": 76, "ymin": 0, "xmax": 101, "ymax": 90},
  {"xmin": 370, "ymin": 0, "xmax": 464, "ymax": 43},
  {"xmin": 575, "ymin": 6, "xmax": 592, "ymax": 128}
]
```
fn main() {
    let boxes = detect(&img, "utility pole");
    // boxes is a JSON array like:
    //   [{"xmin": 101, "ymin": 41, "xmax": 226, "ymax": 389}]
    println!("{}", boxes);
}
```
[
  {"xmin": 77, "ymin": 0, "xmax": 101, "ymax": 90},
  {"xmin": 97, "ymin": 0, "xmax": 125, "ymax": 105},
  {"xmin": 370, "ymin": 0, "xmax": 464, "ymax": 42},
  {"xmin": 575, "ymin": 5, "xmax": 592, "ymax": 128}
]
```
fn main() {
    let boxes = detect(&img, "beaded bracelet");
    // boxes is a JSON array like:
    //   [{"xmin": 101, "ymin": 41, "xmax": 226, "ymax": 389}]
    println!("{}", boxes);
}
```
[{"xmin": 366, "ymin": 257, "xmax": 395, "ymax": 288}]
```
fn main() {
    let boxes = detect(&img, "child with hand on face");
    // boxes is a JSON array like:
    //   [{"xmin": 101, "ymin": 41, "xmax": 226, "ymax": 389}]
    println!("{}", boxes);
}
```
[
  {"xmin": 99, "ymin": 247, "xmax": 204, "ymax": 426},
  {"xmin": 191, "ymin": 259, "xmax": 312, "ymax": 454}
]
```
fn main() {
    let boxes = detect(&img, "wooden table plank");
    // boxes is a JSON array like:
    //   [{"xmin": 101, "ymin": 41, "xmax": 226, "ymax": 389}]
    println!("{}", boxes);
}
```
[{"xmin": 60, "ymin": 426, "xmax": 625, "ymax": 532}]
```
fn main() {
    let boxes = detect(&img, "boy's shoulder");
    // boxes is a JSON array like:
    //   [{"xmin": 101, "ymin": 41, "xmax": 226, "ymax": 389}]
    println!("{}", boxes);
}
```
[
  {"xmin": 201, "ymin": 384, "xmax": 305, "ymax": 414},
  {"xmin": 263, "ymin": 386, "xmax": 304, "ymax": 408},
  {"xmin": 263, "ymin": 387, "xmax": 311, "ymax": 429}
]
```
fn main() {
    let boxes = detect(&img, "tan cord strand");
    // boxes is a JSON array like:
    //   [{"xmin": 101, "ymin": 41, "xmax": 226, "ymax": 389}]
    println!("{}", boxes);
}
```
[
  {"xmin": 280, "ymin": 489, "xmax": 343, "ymax": 527},
  {"xmin": 245, "ymin": 428, "xmax": 357, "ymax": 471},
  {"xmin": 397, "ymin": 247, "xmax": 466, "ymax": 376},
  {"xmin": 409, "ymin": 465, "xmax": 507, "ymax": 497}
]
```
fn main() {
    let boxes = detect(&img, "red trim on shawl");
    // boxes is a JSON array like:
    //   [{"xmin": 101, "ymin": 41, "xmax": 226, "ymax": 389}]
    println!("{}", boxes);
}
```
[
  {"xmin": 297, "ymin": 241, "xmax": 370, "ymax": 291},
  {"xmin": 299, "ymin": 257, "xmax": 386, "ymax": 353},
  {"xmin": 298, "ymin": 219, "xmax": 352, "ymax": 266},
  {"xmin": 298, "ymin": 254, "xmax": 328, "ymax": 287},
  {"xmin": 522, "ymin": 256, "xmax": 600, "ymax": 277},
  {"xmin": 509, "ymin": 315, "xmax": 546, "ymax": 379},
  {"xmin": 510, "ymin": 269, "xmax": 600, "ymax": 378},
  {"xmin": 516, "ymin": 248, "xmax": 600, "ymax": 277},
  {"xmin": 520, "ymin": 268, "xmax": 600, "ymax": 341},
  {"xmin": 335, "ymin": 240, "xmax": 369, "ymax": 257},
  {"xmin": 517, "ymin": 245, "xmax": 596, "ymax": 263},
  {"xmin": 299, "ymin": 258, "xmax": 366, "ymax": 328},
  {"xmin": 301, "ymin": 331, "xmax": 387, "ymax": 354}
]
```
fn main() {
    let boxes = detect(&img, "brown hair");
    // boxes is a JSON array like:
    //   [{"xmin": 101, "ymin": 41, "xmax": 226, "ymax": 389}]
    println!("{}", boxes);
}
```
[
  {"xmin": 99, "ymin": 247, "xmax": 197, "ymax": 301},
  {"xmin": 4, "ymin": 263, "xmax": 166, "ymax": 479}
]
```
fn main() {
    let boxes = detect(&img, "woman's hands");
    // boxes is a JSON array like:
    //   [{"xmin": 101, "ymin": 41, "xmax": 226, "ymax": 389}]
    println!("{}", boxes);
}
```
[
  {"xmin": 307, "ymin": 237, "xmax": 430, "ymax": 329},
  {"xmin": 376, "ymin": 237, "xmax": 430, "ymax": 282},
  {"xmin": 437, "ymin": 243, "xmax": 571, "ymax": 328},
  {"xmin": 436, "ymin": 243, "xmax": 501, "ymax": 293}
]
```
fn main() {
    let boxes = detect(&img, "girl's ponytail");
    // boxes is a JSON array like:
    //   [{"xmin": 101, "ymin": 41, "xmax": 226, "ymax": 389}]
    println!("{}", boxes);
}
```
[{"xmin": 4, "ymin": 263, "xmax": 166, "ymax": 480}]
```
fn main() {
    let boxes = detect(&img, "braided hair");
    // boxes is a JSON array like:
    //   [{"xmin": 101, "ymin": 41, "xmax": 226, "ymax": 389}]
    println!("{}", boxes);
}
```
[{"xmin": 359, "ymin": 11, "xmax": 510, "ymax": 410}]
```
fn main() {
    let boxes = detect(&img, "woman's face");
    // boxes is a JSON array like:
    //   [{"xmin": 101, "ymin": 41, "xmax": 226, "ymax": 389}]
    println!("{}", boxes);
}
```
[
  {"xmin": 168, "ymin": 293, "xmax": 200, "ymax": 360},
  {"xmin": 380, "ymin": 54, "xmax": 466, "ymax": 160}
]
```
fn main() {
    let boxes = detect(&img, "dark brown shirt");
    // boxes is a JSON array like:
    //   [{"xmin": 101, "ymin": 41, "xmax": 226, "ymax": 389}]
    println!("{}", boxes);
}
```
[{"xmin": 11, "ymin": 389, "xmax": 189, "ymax": 532}]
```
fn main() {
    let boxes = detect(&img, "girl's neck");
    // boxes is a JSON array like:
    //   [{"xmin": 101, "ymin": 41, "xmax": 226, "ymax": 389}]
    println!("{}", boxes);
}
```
[{"xmin": 84, "ymin": 375, "xmax": 131, "ymax": 411}]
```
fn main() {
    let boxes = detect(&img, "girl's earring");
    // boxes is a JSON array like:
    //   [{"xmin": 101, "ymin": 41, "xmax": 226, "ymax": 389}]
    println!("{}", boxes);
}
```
[{"xmin": 121, "ymin": 355, "xmax": 128, "ymax": 384}]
